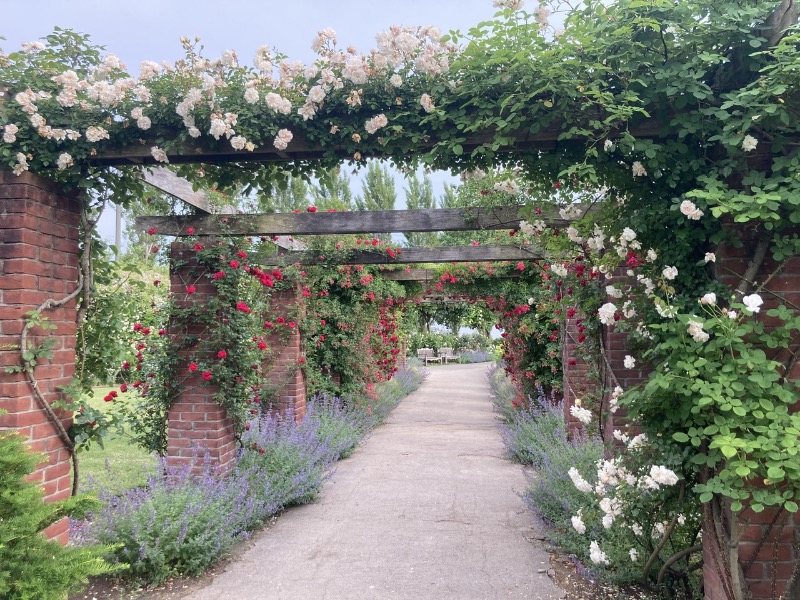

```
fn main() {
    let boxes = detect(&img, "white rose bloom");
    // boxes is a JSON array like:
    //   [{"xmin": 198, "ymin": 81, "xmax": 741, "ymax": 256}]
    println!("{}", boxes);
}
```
[
  {"xmin": 687, "ymin": 319, "xmax": 710, "ymax": 343},
  {"xmin": 603, "ymin": 139, "xmax": 615, "ymax": 152},
  {"xmin": 741, "ymin": 135, "xmax": 758, "ymax": 152},
  {"xmin": 598, "ymin": 302, "xmax": 617, "ymax": 326},
  {"xmin": 273, "ymin": 128, "xmax": 293, "ymax": 151},
  {"xmin": 700, "ymin": 292, "xmax": 716, "ymax": 305},
  {"xmin": 3, "ymin": 123, "xmax": 19, "ymax": 143},
  {"xmin": 631, "ymin": 523, "xmax": 643, "ymax": 536},
  {"xmin": 589, "ymin": 541, "xmax": 609, "ymax": 565},
  {"xmin": 742, "ymin": 293, "xmax": 763, "ymax": 313},
  {"xmin": 662, "ymin": 266, "xmax": 678, "ymax": 280},
  {"xmin": 630, "ymin": 548, "xmax": 639, "ymax": 562},
  {"xmin": 137, "ymin": 117, "xmax": 152, "ymax": 130},
  {"xmin": 568, "ymin": 468, "xmax": 593, "ymax": 493},
  {"xmin": 571, "ymin": 514, "xmax": 586, "ymax": 534},
  {"xmin": 570, "ymin": 405, "xmax": 592, "ymax": 425},
  {"xmin": 230, "ymin": 135, "xmax": 247, "ymax": 150},
  {"xmin": 150, "ymin": 146, "xmax": 168, "ymax": 163},
  {"xmin": 606, "ymin": 285, "xmax": 623, "ymax": 299},
  {"xmin": 650, "ymin": 465, "xmax": 678, "ymax": 485},
  {"xmin": 632, "ymin": 161, "xmax": 647, "ymax": 177},
  {"xmin": 56, "ymin": 152, "xmax": 73, "ymax": 170},
  {"xmin": 389, "ymin": 73, "xmax": 403, "ymax": 87},
  {"xmin": 419, "ymin": 93, "xmax": 435, "ymax": 113},
  {"xmin": 646, "ymin": 249, "xmax": 658, "ymax": 262},
  {"xmin": 244, "ymin": 87, "xmax": 259, "ymax": 104},
  {"xmin": 704, "ymin": 252, "xmax": 716, "ymax": 263},
  {"xmin": 628, "ymin": 433, "xmax": 648, "ymax": 449}
]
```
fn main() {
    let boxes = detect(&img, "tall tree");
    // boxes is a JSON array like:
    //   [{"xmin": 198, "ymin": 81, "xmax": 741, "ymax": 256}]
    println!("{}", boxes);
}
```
[
  {"xmin": 258, "ymin": 175, "xmax": 310, "ymax": 213},
  {"xmin": 312, "ymin": 167, "xmax": 355, "ymax": 212},
  {"xmin": 355, "ymin": 162, "xmax": 396, "ymax": 242},
  {"xmin": 403, "ymin": 171, "xmax": 440, "ymax": 247}
]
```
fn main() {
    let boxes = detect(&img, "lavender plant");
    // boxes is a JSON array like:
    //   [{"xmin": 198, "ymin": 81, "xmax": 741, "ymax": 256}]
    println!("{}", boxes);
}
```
[{"xmin": 77, "ymin": 365, "xmax": 428, "ymax": 585}]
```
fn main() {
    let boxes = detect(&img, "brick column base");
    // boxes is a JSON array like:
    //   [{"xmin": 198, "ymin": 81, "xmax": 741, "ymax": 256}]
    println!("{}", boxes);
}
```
[
  {"xmin": 166, "ymin": 243, "xmax": 237, "ymax": 475},
  {"xmin": 263, "ymin": 288, "xmax": 307, "ymax": 422}
]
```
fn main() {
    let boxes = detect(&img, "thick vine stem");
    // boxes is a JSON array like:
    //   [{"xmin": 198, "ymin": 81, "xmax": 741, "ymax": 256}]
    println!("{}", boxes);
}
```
[
  {"xmin": 656, "ymin": 543, "xmax": 703, "ymax": 586},
  {"xmin": 642, "ymin": 481, "xmax": 685, "ymax": 585},
  {"xmin": 20, "ymin": 272, "xmax": 84, "ymax": 497},
  {"xmin": 734, "ymin": 236, "xmax": 770, "ymax": 296}
]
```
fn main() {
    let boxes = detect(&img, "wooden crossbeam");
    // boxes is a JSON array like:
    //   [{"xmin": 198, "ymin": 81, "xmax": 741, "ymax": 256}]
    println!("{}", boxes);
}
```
[
  {"xmin": 93, "ymin": 119, "xmax": 665, "ymax": 166},
  {"xmin": 142, "ymin": 167, "xmax": 212, "ymax": 213},
  {"xmin": 380, "ymin": 268, "xmax": 521, "ymax": 281},
  {"xmin": 381, "ymin": 268, "xmax": 438, "ymax": 281},
  {"xmin": 136, "ymin": 204, "xmax": 583, "ymax": 236},
  {"xmin": 255, "ymin": 244, "xmax": 541, "ymax": 266},
  {"xmin": 140, "ymin": 167, "xmax": 306, "ymax": 251}
]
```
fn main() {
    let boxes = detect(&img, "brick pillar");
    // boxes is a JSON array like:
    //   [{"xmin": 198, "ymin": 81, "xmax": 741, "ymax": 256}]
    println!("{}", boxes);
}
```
[
  {"xmin": 166, "ymin": 243, "xmax": 236, "ymax": 474},
  {"xmin": 263, "ymin": 287, "xmax": 306, "ymax": 422},
  {"xmin": 561, "ymin": 314, "xmax": 596, "ymax": 435},
  {"xmin": 703, "ymin": 228, "xmax": 800, "ymax": 600},
  {"xmin": 399, "ymin": 338, "xmax": 408, "ymax": 369},
  {"xmin": 0, "ymin": 171, "xmax": 80, "ymax": 543}
]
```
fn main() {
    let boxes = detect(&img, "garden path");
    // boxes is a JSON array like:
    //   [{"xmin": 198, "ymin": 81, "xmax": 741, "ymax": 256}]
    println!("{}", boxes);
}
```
[{"xmin": 186, "ymin": 363, "xmax": 565, "ymax": 600}]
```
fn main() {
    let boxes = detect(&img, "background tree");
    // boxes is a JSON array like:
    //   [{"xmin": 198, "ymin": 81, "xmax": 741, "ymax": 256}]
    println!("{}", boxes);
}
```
[
  {"xmin": 355, "ymin": 162, "xmax": 396, "ymax": 242},
  {"xmin": 312, "ymin": 167, "xmax": 355, "ymax": 211},
  {"xmin": 403, "ymin": 171, "xmax": 440, "ymax": 247},
  {"xmin": 258, "ymin": 175, "xmax": 310, "ymax": 213}
]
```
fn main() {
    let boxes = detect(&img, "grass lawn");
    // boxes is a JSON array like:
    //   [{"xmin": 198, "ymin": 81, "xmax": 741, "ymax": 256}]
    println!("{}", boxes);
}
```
[{"xmin": 77, "ymin": 387, "xmax": 158, "ymax": 494}]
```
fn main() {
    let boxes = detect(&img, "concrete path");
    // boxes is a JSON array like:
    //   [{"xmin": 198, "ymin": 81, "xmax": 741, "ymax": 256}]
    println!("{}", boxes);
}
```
[{"xmin": 188, "ymin": 363, "xmax": 565, "ymax": 600}]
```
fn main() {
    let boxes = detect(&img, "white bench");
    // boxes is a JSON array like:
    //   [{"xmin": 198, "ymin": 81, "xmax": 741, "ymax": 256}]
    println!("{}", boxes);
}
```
[{"xmin": 416, "ymin": 347, "xmax": 442, "ymax": 365}]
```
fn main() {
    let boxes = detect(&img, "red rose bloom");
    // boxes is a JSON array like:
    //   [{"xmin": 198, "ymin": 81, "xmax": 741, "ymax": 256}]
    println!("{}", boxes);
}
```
[
  {"xmin": 186, "ymin": 226, "xmax": 195, "ymax": 234},
  {"xmin": 187, "ymin": 284, "xmax": 196, "ymax": 294},
  {"xmin": 189, "ymin": 362, "xmax": 198, "ymax": 372},
  {"xmin": 202, "ymin": 370, "xmax": 212, "ymax": 381},
  {"xmin": 217, "ymin": 350, "xmax": 227, "ymax": 359}
]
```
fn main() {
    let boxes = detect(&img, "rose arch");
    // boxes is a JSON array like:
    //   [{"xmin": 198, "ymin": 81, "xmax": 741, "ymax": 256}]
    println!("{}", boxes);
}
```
[{"xmin": 2, "ymin": 1, "xmax": 800, "ymax": 597}]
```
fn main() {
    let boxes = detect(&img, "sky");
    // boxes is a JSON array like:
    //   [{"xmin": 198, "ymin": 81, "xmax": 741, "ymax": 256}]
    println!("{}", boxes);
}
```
[{"xmin": 3, "ymin": 0, "xmax": 503, "ymax": 244}]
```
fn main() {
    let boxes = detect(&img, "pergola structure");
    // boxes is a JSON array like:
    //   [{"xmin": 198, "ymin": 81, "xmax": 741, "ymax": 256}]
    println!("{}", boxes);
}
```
[{"xmin": 2, "ymin": 4, "xmax": 799, "ymax": 594}]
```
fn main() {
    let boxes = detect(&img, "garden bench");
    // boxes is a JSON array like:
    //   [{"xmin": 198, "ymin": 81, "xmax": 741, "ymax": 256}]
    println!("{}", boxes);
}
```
[
  {"xmin": 438, "ymin": 347, "xmax": 461, "ymax": 364},
  {"xmin": 416, "ymin": 347, "xmax": 442, "ymax": 365}
]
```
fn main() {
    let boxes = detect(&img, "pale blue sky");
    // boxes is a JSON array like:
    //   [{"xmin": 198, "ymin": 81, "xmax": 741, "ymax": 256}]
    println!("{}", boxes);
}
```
[{"xmin": 3, "ymin": 0, "xmax": 503, "ymax": 242}]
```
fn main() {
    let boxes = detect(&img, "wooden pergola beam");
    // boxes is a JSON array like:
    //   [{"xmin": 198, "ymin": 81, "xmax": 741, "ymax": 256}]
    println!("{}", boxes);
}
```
[
  {"xmin": 93, "ymin": 119, "xmax": 665, "ymax": 167},
  {"xmin": 136, "ymin": 204, "xmax": 585, "ymax": 237},
  {"xmin": 255, "ymin": 244, "xmax": 541, "ymax": 266},
  {"xmin": 142, "ymin": 167, "xmax": 212, "ymax": 213},
  {"xmin": 381, "ymin": 268, "xmax": 522, "ymax": 281}
]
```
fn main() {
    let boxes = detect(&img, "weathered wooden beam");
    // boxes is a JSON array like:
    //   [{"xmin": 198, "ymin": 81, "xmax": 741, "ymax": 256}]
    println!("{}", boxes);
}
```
[
  {"xmin": 255, "ymin": 244, "xmax": 541, "ymax": 266},
  {"xmin": 381, "ymin": 268, "xmax": 521, "ymax": 281},
  {"xmin": 381, "ymin": 268, "xmax": 438, "ymax": 281},
  {"xmin": 142, "ymin": 167, "xmax": 212, "ymax": 213},
  {"xmin": 92, "ymin": 119, "xmax": 666, "ymax": 166},
  {"xmin": 136, "ymin": 205, "xmax": 570, "ymax": 236}
]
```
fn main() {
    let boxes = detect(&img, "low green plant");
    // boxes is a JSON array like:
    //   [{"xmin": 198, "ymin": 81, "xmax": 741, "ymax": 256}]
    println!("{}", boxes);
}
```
[{"xmin": 0, "ymin": 432, "xmax": 119, "ymax": 599}]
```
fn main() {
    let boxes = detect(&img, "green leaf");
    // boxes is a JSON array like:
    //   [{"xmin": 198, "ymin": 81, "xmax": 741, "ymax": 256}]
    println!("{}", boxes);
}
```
[
  {"xmin": 673, "ymin": 432, "xmax": 690, "ymax": 442},
  {"xmin": 785, "ymin": 501, "xmax": 798, "ymax": 513}
]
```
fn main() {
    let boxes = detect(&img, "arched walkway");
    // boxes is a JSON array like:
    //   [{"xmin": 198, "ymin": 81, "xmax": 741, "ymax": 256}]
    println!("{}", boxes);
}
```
[{"xmin": 187, "ymin": 363, "xmax": 564, "ymax": 600}]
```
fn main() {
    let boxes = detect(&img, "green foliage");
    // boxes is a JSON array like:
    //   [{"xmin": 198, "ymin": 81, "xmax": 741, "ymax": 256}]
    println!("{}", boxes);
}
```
[
  {"xmin": 0, "ymin": 433, "xmax": 119, "ymax": 599},
  {"xmin": 626, "ymin": 301, "xmax": 800, "ymax": 514}
]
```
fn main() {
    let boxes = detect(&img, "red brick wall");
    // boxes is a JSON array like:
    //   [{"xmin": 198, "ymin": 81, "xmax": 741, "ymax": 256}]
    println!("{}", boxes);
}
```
[
  {"xmin": 561, "ymin": 314, "xmax": 597, "ymax": 435},
  {"xmin": 0, "ymin": 171, "xmax": 80, "ymax": 543},
  {"xmin": 704, "ymin": 230, "xmax": 800, "ymax": 600},
  {"xmin": 166, "ymin": 243, "xmax": 236, "ymax": 474},
  {"xmin": 262, "ymin": 287, "xmax": 307, "ymax": 422}
]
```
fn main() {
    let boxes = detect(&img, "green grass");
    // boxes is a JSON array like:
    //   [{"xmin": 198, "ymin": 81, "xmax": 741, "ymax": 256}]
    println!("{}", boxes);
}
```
[{"xmin": 77, "ymin": 387, "xmax": 157, "ymax": 494}]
